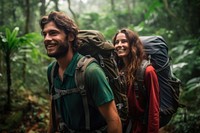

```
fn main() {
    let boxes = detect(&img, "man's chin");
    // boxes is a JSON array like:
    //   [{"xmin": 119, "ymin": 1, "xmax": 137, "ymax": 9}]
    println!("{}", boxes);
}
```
[
  {"xmin": 47, "ymin": 53, "xmax": 66, "ymax": 59},
  {"xmin": 47, "ymin": 53, "xmax": 57, "ymax": 58}
]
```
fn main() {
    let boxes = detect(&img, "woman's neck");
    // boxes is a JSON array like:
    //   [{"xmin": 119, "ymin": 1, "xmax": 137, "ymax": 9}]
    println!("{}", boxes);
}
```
[{"xmin": 122, "ymin": 57, "xmax": 129, "ymax": 68}]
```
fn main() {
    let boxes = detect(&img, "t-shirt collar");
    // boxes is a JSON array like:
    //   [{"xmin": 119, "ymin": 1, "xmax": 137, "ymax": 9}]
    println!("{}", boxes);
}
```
[{"xmin": 64, "ymin": 52, "xmax": 81, "ymax": 77}]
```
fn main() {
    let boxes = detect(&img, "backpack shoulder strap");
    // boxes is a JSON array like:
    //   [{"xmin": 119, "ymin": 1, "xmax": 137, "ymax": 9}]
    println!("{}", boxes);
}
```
[
  {"xmin": 50, "ymin": 56, "xmax": 98, "ymax": 131},
  {"xmin": 135, "ymin": 59, "xmax": 151, "ymax": 82},
  {"xmin": 75, "ymin": 55, "xmax": 97, "ymax": 130},
  {"xmin": 134, "ymin": 59, "xmax": 151, "ymax": 125},
  {"xmin": 49, "ymin": 61, "xmax": 60, "ymax": 132},
  {"xmin": 75, "ymin": 55, "xmax": 97, "ymax": 89},
  {"xmin": 50, "ymin": 61, "xmax": 57, "ymax": 95},
  {"xmin": 134, "ymin": 59, "xmax": 151, "ymax": 99}
]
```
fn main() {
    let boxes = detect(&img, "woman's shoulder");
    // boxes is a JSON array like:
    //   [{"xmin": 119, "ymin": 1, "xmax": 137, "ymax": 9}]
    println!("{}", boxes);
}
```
[{"xmin": 145, "ymin": 65, "xmax": 156, "ymax": 74}]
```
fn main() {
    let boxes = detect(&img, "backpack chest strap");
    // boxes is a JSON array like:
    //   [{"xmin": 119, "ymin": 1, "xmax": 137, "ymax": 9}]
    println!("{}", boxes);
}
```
[
  {"xmin": 52, "ymin": 88, "xmax": 84, "ymax": 100},
  {"xmin": 50, "ymin": 56, "xmax": 98, "ymax": 131}
]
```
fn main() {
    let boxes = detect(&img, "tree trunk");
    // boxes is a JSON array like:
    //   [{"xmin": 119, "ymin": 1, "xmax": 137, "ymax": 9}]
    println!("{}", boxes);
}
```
[
  {"xmin": 0, "ymin": 0, "xmax": 5, "ymax": 25},
  {"xmin": 67, "ymin": 0, "xmax": 78, "ymax": 25},
  {"xmin": 110, "ymin": 0, "xmax": 115, "ymax": 12},
  {"xmin": 22, "ymin": 0, "xmax": 30, "ymax": 84},
  {"xmin": 162, "ymin": 0, "xmax": 176, "ymax": 18},
  {"xmin": 40, "ymin": 0, "xmax": 46, "ymax": 16},
  {"xmin": 0, "ymin": 51, "xmax": 3, "ymax": 76},
  {"xmin": 5, "ymin": 52, "xmax": 11, "ymax": 111},
  {"xmin": 54, "ymin": 0, "xmax": 59, "ymax": 11},
  {"xmin": 125, "ymin": 0, "xmax": 133, "ymax": 24},
  {"xmin": 25, "ymin": 0, "xmax": 30, "ymax": 33},
  {"xmin": 188, "ymin": 0, "xmax": 200, "ymax": 37}
]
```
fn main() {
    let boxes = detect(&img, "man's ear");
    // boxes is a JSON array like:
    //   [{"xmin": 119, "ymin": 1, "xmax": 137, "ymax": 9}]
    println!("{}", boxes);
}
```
[{"xmin": 68, "ymin": 33, "xmax": 75, "ymax": 41}]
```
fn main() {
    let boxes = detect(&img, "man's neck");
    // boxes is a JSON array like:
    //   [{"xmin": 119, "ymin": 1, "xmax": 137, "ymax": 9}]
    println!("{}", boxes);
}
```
[
  {"xmin": 57, "ymin": 50, "xmax": 74, "ymax": 71},
  {"xmin": 56, "ymin": 51, "xmax": 74, "ymax": 81}
]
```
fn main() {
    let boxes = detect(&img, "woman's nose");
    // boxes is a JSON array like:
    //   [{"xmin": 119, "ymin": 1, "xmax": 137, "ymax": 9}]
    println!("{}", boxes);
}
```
[{"xmin": 116, "ymin": 41, "xmax": 122, "ymax": 47}]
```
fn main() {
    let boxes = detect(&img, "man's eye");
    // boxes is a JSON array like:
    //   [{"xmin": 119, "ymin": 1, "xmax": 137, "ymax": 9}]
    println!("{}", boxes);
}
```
[
  {"xmin": 41, "ymin": 32, "xmax": 46, "ymax": 37},
  {"xmin": 49, "ymin": 30, "xmax": 59, "ymax": 36}
]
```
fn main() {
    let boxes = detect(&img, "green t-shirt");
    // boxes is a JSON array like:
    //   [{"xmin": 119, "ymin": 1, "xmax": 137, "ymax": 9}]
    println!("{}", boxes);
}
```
[{"xmin": 47, "ymin": 52, "xmax": 114, "ymax": 130}]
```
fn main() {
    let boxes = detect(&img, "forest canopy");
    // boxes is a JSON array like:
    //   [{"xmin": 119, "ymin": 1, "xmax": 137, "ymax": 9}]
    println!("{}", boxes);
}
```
[{"xmin": 0, "ymin": 0, "xmax": 199, "ymax": 132}]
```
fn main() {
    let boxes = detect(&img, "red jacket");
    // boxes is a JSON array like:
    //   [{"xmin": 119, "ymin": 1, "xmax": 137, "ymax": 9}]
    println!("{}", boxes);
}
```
[{"xmin": 127, "ymin": 65, "xmax": 160, "ymax": 133}]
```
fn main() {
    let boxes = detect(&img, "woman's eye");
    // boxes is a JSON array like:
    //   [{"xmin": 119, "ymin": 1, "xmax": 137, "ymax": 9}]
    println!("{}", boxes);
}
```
[
  {"xmin": 115, "ymin": 40, "xmax": 120, "ymax": 45},
  {"xmin": 121, "ymin": 39, "xmax": 127, "ymax": 43}
]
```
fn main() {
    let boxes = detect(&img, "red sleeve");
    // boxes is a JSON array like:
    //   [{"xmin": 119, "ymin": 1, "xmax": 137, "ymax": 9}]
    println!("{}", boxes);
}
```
[{"xmin": 144, "ymin": 65, "xmax": 160, "ymax": 133}]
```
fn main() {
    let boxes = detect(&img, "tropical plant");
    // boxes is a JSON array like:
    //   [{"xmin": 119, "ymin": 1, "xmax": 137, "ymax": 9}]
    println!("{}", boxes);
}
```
[
  {"xmin": 0, "ymin": 27, "xmax": 21, "ymax": 111},
  {"xmin": 166, "ymin": 37, "xmax": 200, "ymax": 133},
  {"xmin": 0, "ymin": 27, "xmax": 43, "ymax": 111}
]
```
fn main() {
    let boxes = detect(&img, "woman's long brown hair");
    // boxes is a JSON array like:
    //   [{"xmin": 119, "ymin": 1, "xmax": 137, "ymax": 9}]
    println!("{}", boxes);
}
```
[{"xmin": 112, "ymin": 28, "xmax": 146, "ymax": 87}]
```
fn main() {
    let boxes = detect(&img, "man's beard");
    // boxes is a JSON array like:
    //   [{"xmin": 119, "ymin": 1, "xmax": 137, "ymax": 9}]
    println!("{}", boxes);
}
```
[{"xmin": 47, "ymin": 41, "xmax": 69, "ymax": 59}]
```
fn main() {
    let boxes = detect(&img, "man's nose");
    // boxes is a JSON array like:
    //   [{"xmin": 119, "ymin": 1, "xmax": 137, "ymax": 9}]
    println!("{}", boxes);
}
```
[
  {"xmin": 44, "ymin": 34, "xmax": 52, "ymax": 41},
  {"xmin": 44, "ymin": 34, "xmax": 53, "ymax": 45}
]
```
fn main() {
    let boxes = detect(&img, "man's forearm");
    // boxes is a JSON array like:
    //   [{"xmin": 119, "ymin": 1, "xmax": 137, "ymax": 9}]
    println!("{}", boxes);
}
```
[{"xmin": 107, "ymin": 118, "xmax": 122, "ymax": 133}]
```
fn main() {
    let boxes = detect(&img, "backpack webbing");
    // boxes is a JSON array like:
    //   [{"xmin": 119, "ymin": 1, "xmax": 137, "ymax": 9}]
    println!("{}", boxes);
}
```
[
  {"xmin": 134, "ymin": 58, "xmax": 177, "ymax": 128},
  {"xmin": 75, "ymin": 56, "xmax": 97, "ymax": 130},
  {"xmin": 134, "ymin": 59, "xmax": 151, "ymax": 99},
  {"xmin": 78, "ymin": 30, "xmax": 128, "ymax": 124},
  {"xmin": 50, "ymin": 56, "xmax": 99, "ymax": 132},
  {"xmin": 125, "ymin": 59, "xmax": 151, "ymax": 133}
]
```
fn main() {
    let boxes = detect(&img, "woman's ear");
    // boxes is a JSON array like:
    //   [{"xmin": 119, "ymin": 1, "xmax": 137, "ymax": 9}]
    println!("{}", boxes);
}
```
[{"xmin": 68, "ymin": 33, "xmax": 75, "ymax": 42}]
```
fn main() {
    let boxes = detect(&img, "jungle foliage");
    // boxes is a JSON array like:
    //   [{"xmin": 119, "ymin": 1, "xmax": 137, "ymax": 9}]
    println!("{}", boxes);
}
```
[{"xmin": 0, "ymin": 0, "xmax": 199, "ymax": 132}]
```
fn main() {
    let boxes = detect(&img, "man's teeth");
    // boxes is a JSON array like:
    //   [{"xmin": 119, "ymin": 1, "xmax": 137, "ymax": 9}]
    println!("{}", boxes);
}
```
[
  {"xmin": 47, "ymin": 44, "xmax": 56, "ymax": 49},
  {"xmin": 48, "ymin": 45, "xmax": 54, "ymax": 47}
]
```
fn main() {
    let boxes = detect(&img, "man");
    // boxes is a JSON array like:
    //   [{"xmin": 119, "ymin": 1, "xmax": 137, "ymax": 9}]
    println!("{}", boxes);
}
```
[{"xmin": 39, "ymin": 11, "xmax": 122, "ymax": 133}]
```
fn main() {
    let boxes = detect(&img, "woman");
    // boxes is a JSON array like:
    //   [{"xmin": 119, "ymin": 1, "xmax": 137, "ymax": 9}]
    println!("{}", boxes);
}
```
[{"xmin": 112, "ymin": 28, "xmax": 160, "ymax": 133}]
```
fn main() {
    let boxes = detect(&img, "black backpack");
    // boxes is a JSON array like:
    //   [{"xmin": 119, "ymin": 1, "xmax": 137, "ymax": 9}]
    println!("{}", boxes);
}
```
[
  {"xmin": 136, "ymin": 36, "xmax": 182, "ymax": 128},
  {"xmin": 77, "ymin": 30, "xmax": 128, "ymax": 123}
]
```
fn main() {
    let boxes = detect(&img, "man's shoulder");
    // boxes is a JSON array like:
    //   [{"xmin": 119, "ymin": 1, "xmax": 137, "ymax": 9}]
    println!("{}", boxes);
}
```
[
  {"xmin": 47, "ymin": 61, "xmax": 57, "ymax": 74},
  {"xmin": 84, "ymin": 58, "xmax": 102, "ymax": 73},
  {"xmin": 76, "ymin": 56, "xmax": 105, "ymax": 79},
  {"xmin": 77, "ymin": 55, "xmax": 100, "ymax": 70}
]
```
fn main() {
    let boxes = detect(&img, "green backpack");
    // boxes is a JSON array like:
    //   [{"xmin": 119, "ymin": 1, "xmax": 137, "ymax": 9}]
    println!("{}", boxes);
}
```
[
  {"xmin": 77, "ymin": 30, "xmax": 128, "ymax": 123},
  {"xmin": 50, "ymin": 30, "xmax": 128, "ymax": 132}
]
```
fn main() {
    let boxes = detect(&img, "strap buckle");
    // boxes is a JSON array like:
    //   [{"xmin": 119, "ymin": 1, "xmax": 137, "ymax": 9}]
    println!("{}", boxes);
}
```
[{"xmin": 58, "ymin": 122, "xmax": 68, "ymax": 132}]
